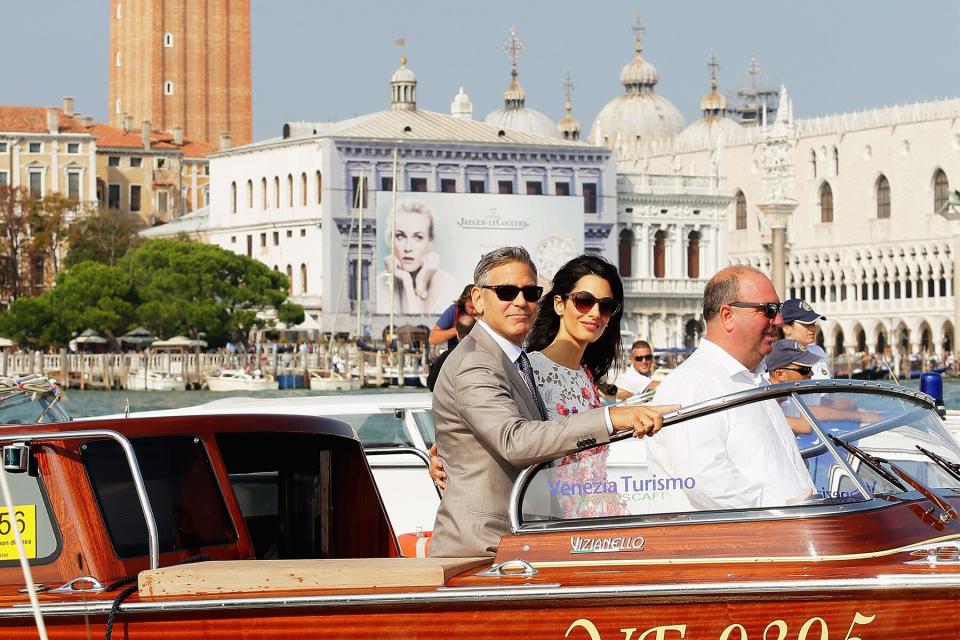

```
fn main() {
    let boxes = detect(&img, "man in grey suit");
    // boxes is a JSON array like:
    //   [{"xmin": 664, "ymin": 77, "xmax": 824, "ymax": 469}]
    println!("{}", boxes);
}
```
[{"xmin": 430, "ymin": 247, "xmax": 672, "ymax": 557}]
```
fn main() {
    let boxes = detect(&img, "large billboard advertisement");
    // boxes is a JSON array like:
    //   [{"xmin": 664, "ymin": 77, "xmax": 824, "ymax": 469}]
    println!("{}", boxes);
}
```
[{"xmin": 375, "ymin": 192, "xmax": 583, "ymax": 315}]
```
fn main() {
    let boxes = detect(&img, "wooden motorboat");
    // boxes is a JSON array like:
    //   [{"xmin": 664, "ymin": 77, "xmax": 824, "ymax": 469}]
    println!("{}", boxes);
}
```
[
  {"xmin": 202, "ymin": 368, "xmax": 278, "ymax": 391},
  {"xmin": 3, "ymin": 381, "xmax": 960, "ymax": 638}
]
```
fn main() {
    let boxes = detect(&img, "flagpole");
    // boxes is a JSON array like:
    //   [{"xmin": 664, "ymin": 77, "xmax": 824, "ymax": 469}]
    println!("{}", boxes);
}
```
[
  {"xmin": 356, "ymin": 171, "xmax": 365, "ymax": 340},
  {"xmin": 389, "ymin": 148, "xmax": 398, "ymax": 342}
]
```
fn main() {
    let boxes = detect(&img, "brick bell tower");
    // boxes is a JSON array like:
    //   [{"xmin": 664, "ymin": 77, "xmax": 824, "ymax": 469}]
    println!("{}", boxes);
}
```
[{"xmin": 108, "ymin": 0, "xmax": 252, "ymax": 146}]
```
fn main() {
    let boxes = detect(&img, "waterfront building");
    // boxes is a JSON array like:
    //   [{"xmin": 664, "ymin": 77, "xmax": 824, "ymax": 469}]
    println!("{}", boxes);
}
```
[
  {"xmin": 205, "ymin": 57, "xmax": 617, "ymax": 333},
  {"xmin": 590, "ymin": 18, "xmax": 728, "ymax": 349},
  {"xmin": 108, "ymin": 0, "xmax": 252, "ymax": 146},
  {"xmin": 596, "ymin": 15, "xmax": 958, "ymax": 364},
  {"xmin": 0, "ymin": 99, "xmax": 97, "ymax": 300},
  {"xmin": 88, "ymin": 116, "xmax": 213, "ymax": 225}
]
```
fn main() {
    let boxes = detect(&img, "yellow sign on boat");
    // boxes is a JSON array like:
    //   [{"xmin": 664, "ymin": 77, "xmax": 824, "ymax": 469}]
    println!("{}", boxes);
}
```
[{"xmin": 0, "ymin": 505, "xmax": 36, "ymax": 560}]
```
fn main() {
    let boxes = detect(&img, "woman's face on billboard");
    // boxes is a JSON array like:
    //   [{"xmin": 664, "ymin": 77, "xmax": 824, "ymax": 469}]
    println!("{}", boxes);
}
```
[{"xmin": 394, "ymin": 211, "xmax": 432, "ymax": 272}]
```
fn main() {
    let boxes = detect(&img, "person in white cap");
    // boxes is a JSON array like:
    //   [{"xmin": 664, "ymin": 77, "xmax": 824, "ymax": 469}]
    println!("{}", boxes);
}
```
[{"xmin": 780, "ymin": 299, "xmax": 831, "ymax": 379}]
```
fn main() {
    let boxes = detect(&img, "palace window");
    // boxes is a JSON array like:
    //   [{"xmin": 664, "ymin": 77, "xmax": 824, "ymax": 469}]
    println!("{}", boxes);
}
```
[
  {"xmin": 67, "ymin": 142, "xmax": 80, "ymax": 154},
  {"xmin": 653, "ymin": 230, "xmax": 667, "ymax": 279},
  {"xmin": 316, "ymin": 171, "xmax": 322, "ymax": 204},
  {"xmin": 831, "ymin": 146, "xmax": 839, "ymax": 176},
  {"xmin": 555, "ymin": 181, "xmax": 570, "ymax": 196},
  {"xmin": 469, "ymin": 179, "xmax": 485, "ymax": 193},
  {"xmin": 351, "ymin": 176, "xmax": 368, "ymax": 207},
  {"xmin": 876, "ymin": 175, "xmax": 890, "ymax": 219},
  {"xmin": 618, "ymin": 228, "xmax": 634, "ymax": 278},
  {"xmin": 28, "ymin": 171, "xmax": 42, "ymax": 199},
  {"xmin": 687, "ymin": 230, "xmax": 701, "ymax": 279},
  {"xmin": 261, "ymin": 178, "xmax": 267, "ymax": 209},
  {"xmin": 411, "ymin": 177, "xmax": 428, "ymax": 192},
  {"xmin": 247, "ymin": 180, "xmax": 253, "ymax": 208},
  {"xmin": 287, "ymin": 174, "xmax": 293, "ymax": 207},
  {"xmin": 735, "ymin": 191, "xmax": 747, "ymax": 230},
  {"xmin": 300, "ymin": 264, "xmax": 308, "ymax": 294},
  {"xmin": 108, "ymin": 156, "xmax": 120, "ymax": 167},
  {"xmin": 934, "ymin": 169, "xmax": 949, "ymax": 212},
  {"xmin": 582, "ymin": 182, "xmax": 597, "ymax": 213},
  {"xmin": 441, "ymin": 178, "xmax": 456, "ymax": 193},
  {"xmin": 0, "ymin": 171, "xmax": 7, "ymax": 186},
  {"xmin": 381, "ymin": 176, "xmax": 393, "ymax": 192},
  {"xmin": 231, "ymin": 182, "xmax": 237, "ymax": 213},
  {"xmin": 274, "ymin": 176, "xmax": 280, "ymax": 208},
  {"xmin": 348, "ymin": 259, "xmax": 369, "ymax": 301},
  {"xmin": 526, "ymin": 181, "xmax": 543, "ymax": 195},
  {"xmin": 130, "ymin": 157, "xmax": 142, "ymax": 168},
  {"xmin": 498, "ymin": 180, "xmax": 513, "ymax": 194},
  {"xmin": 0, "ymin": 142, "xmax": 6, "ymax": 152},
  {"xmin": 820, "ymin": 182, "xmax": 833, "ymax": 223},
  {"xmin": 301, "ymin": 172, "xmax": 307, "ymax": 206},
  {"xmin": 108, "ymin": 184, "xmax": 121, "ymax": 209},
  {"xmin": 28, "ymin": 142, "xmax": 41, "ymax": 153}
]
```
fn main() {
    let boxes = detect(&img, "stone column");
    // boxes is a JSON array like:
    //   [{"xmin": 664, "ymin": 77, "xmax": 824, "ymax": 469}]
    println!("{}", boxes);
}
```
[
  {"xmin": 758, "ymin": 203, "xmax": 796, "ymax": 300},
  {"xmin": 638, "ymin": 224, "xmax": 650, "ymax": 278}
]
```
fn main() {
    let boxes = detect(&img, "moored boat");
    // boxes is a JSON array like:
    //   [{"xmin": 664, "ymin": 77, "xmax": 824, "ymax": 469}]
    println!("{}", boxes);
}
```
[
  {"xmin": 3, "ymin": 380, "xmax": 960, "ymax": 638},
  {"xmin": 202, "ymin": 368, "xmax": 278, "ymax": 391},
  {"xmin": 307, "ymin": 368, "xmax": 362, "ymax": 391},
  {"xmin": 125, "ymin": 369, "xmax": 185, "ymax": 392}
]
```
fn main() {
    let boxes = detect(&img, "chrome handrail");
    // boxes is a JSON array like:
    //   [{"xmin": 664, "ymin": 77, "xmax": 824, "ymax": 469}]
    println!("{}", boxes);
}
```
[
  {"xmin": 0, "ymin": 429, "xmax": 159, "ymax": 570},
  {"xmin": 510, "ymin": 380, "xmax": 938, "ymax": 532}
]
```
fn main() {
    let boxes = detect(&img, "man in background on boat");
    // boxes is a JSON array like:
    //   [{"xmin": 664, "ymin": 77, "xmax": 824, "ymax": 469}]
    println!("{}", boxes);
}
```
[
  {"xmin": 430, "ymin": 246, "xmax": 675, "ymax": 557},
  {"xmin": 646, "ymin": 266, "xmax": 815, "ymax": 511},
  {"xmin": 778, "ymin": 299, "xmax": 831, "ymax": 378},
  {"xmin": 429, "ymin": 284, "xmax": 476, "ymax": 350},
  {"xmin": 615, "ymin": 339, "xmax": 660, "ymax": 400}
]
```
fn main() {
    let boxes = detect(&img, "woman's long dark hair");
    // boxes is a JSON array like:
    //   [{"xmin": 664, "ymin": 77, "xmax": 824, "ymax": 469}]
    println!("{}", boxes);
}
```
[{"xmin": 525, "ymin": 254, "xmax": 623, "ymax": 383}]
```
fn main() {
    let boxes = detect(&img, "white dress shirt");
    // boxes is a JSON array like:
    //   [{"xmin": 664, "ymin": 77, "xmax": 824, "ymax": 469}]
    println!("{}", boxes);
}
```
[{"xmin": 647, "ymin": 338, "xmax": 814, "ymax": 511}]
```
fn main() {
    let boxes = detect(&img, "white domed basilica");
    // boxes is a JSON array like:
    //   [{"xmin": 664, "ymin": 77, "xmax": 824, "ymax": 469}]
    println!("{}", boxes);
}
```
[{"xmin": 484, "ymin": 28, "xmax": 561, "ymax": 140}]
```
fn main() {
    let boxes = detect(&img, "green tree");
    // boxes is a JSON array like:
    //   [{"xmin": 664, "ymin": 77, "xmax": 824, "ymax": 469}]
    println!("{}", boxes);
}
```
[
  {"xmin": 277, "ymin": 301, "xmax": 306, "ymax": 327},
  {"xmin": 122, "ymin": 239, "xmax": 303, "ymax": 347},
  {"xmin": 48, "ymin": 261, "xmax": 137, "ymax": 343},
  {"xmin": 65, "ymin": 206, "xmax": 144, "ymax": 268},
  {"xmin": 0, "ymin": 294, "xmax": 61, "ymax": 348}
]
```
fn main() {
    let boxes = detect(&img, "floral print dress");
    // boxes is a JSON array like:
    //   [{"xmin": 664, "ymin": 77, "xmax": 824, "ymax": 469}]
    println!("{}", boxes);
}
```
[{"xmin": 527, "ymin": 351, "xmax": 626, "ymax": 519}]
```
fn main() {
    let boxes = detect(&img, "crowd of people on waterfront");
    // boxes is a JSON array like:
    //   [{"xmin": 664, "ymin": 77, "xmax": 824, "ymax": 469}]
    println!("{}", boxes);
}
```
[{"xmin": 424, "ymin": 246, "xmax": 892, "ymax": 557}]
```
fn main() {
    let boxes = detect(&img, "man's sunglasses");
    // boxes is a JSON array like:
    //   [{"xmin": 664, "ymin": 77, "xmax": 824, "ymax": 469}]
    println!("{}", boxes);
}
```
[
  {"xmin": 783, "ymin": 365, "xmax": 813, "ymax": 376},
  {"xmin": 633, "ymin": 355, "xmax": 654, "ymax": 362},
  {"xmin": 729, "ymin": 301, "xmax": 783, "ymax": 319},
  {"xmin": 481, "ymin": 284, "xmax": 544, "ymax": 303},
  {"xmin": 565, "ymin": 291, "xmax": 622, "ymax": 317}
]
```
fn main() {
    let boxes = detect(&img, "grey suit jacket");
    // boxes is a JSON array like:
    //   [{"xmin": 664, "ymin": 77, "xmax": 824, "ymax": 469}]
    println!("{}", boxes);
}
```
[{"xmin": 429, "ymin": 325, "xmax": 609, "ymax": 557}]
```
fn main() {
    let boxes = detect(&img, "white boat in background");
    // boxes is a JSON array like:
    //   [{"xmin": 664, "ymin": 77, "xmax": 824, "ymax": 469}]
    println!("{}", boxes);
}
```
[
  {"xmin": 203, "ymin": 368, "xmax": 278, "ymax": 392},
  {"xmin": 308, "ymin": 368, "xmax": 362, "ymax": 391},
  {"xmin": 125, "ymin": 369, "xmax": 185, "ymax": 392}
]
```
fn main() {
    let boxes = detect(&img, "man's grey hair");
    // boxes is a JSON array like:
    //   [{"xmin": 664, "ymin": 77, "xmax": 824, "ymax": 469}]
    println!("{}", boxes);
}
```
[
  {"xmin": 473, "ymin": 246, "xmax": 538, "ymax": 287},
  {"xmin": 702, "ymin": 265, "xmax": 765, "ymax": 321}
]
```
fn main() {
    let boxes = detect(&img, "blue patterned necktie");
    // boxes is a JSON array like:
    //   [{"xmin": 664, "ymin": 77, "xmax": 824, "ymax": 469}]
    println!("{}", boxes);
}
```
[{"xmin": 517, "ymin": 351, "xmax": 548, "ymax": 420}]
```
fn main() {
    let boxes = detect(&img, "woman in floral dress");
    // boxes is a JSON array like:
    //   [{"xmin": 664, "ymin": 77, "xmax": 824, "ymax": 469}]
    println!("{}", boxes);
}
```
[{"xmin": 525, "ymin": 254, "xmax": 627, "ymax": 518}]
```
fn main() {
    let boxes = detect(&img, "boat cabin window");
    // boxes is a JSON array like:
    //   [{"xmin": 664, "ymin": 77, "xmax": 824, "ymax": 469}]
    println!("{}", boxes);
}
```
[
  {"xmin": 82, "ymin": 436, "xmax": 236, "ymax": 559},
  {"xmin": 517, "ymin": 388, "xmax": 960, "ymax": 527},
  {"xmin": 337, "ymin": 412, "xmax": 415, "ymax": 447},
  {"xmin": 216, "ymin": 432, "xmax": 395, "ymax": 560},
  {"xmin": 0, "ymin": 447, "xmax": 61, "ymax": 566}
]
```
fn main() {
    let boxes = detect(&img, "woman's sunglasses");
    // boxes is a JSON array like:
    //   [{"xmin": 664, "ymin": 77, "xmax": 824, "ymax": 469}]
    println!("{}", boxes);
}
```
[
  {"xmin": 481, "ymin": 284, "xmax": 544, "ymax": 302},
  {"xmin": 729, "ymin": 301, "xmax": 783, "ymax": 319},
  {"xmin": 565, "ymin": 291, "xmax": 621, "ymax": 317}
]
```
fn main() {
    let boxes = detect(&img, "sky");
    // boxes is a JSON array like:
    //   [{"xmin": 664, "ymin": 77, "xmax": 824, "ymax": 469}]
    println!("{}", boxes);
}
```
[{"xmin": 7, "ymin": 1, "xmax": 960, "ymax": 141}]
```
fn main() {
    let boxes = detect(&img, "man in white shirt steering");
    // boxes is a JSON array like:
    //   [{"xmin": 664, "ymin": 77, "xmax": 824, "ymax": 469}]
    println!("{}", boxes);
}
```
[{"xmin": 647, "ymin": 266, "xmax": 815, "ymax": 511}]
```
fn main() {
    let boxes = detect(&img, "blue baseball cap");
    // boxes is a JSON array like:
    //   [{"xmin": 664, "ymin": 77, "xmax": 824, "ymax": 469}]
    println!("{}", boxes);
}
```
[
  {"xmin": 764, "ymin": 339, "xmax": 822, "ymax": 372},
  {"xmin": 781, "ymin": 299, "xmax": 826, "ymax": 324}
]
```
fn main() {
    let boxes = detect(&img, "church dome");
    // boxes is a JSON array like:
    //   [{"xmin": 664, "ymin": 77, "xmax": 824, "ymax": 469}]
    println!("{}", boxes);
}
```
[
  {"xmin": 484, "ymin": 28, "xmax": 562, "ymax": 140},
  {"xmin": 676, "ymin": 63, "xmax": 744, "ymax": 147},
  {"xmin": 390, "ymin": 56, "xmax": 416, "ymax": 84},
  {"xmin": 589, "ymin": 20, "xmax": 685, "ymax": 147},
  {"xmin": 390, "ymin": 56, "xmax": 417, "ymax": 111}
]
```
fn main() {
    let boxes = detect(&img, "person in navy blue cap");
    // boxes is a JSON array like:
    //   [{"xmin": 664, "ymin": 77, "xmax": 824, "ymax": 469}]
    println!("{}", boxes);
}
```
[{"xmin": 780, "ymin": 299, "xmax": 831, "ymax": 379}]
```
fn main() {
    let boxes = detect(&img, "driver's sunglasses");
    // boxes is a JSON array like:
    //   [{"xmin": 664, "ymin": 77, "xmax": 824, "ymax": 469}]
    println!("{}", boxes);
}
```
[
  {"xmin": 783, "ymin": 365, "xmax": 813, "ymax": 377},
  {"xmin": 729, "ymin": 301, "xmax": 783, "ymax": 319},
  {"xmin": 565, "ymin": 291, "xmax": 622, "ymax": 317},
  {"xmin": 481, "ymin": 284, "xmax": 543, "ymax": 303}
]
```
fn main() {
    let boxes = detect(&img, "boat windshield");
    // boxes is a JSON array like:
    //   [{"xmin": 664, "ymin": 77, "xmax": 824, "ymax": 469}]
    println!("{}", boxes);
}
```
[
  {"xmin": 0, "ymin": 376, "xmax": 69, "ymax": 425},
  {"xmin": 515, "ymin": 383, "xmax": 960, "ymax": 528}
]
